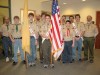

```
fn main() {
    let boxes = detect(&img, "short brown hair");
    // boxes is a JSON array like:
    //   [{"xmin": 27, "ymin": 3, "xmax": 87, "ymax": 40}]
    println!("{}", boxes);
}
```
[
  {"xmin": 75, "ymin": 14, "xmax": 81, "ymax": 18},
  {"xmin": 28, "ymin": 13, "xmax": 34, "ymax": 17},
  {"xmin": 13, "ymin": 16, "xmax": 19, "ymax": 19},
  {"xmin": 45, "ymin": 14, "xmax": 51, "ymax": 18}
]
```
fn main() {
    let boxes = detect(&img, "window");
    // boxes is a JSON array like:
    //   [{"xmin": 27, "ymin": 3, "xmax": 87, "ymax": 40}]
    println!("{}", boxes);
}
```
[{"xmin": 0, "ymin": 0, "xmax": 11, "ymax": 26}]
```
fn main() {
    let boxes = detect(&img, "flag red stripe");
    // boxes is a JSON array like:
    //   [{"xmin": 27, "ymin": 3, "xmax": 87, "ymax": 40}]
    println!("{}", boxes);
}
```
[
  {"xmin": 53, "ymin": 15, "xmax": 62, "ymax": 45},
  {"xmin": 51, "ymin": 20, "xmax": 59, "ymax": 49}
]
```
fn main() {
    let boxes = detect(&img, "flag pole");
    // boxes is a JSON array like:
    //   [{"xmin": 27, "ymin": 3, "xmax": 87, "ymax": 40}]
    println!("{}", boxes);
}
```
[
  {"xmin": 22, "ymin": 0, "xmax": 30, "ymax": 69},
  {"xmin": 25, "ymin": 51, "xmax": 28, "ymax": 69}
]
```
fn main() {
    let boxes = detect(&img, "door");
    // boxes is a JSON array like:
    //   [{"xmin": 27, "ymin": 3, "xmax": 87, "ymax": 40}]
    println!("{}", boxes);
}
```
[{"xmin": 95, "ymin": 11, "xmax": 100, "ymax": 49}]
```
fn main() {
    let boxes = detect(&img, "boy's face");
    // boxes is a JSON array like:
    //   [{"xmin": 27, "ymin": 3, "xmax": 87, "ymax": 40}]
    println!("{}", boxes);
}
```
[
  {"xmin": 45, "ymin": 16, "xmax": 50, "ymax": 23},
  {"xmin": 29, "ymin": 15, "xmax": 34, "ymax": 21},
  {"xmin": 66, "ymin": 22, "xmax": 70, "ymax": 27},
  {"xmin": 14, "ymin": 18, "xmax": 19, "ymax": 24},
  {"xmin": 75, "ymin": 16, "xmax": 80, "ymax": 22},
  {"xmin": 4, "ymin": 17, "xmax": 10, "ymax": 24}
]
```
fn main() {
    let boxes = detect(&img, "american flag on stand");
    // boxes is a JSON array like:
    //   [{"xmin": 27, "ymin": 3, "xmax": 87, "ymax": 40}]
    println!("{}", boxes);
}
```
[{"xmin": 50, "ymin": 0, "xmax": 64, "ymax": 60}]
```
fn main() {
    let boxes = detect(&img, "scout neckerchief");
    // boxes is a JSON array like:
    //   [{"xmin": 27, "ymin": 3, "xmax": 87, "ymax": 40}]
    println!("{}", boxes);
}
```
[
  {"xmin": 66, "ymin": 28, "xmax": 70, "ymax": 37},
  {"xmin": 6, "ymin": 25, "xmax": 9, "ymax": 31},
  {"xmin": 87, "ymin": 21, "xmax": 92, "ymax": 29},
  {"xmin": 16, "ymin": 24, "xmax": 18, "ymax": 32}
]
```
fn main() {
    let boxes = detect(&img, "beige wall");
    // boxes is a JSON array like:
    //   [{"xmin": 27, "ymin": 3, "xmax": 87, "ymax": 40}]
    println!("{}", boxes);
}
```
[
  {"xmin": 60, "ymin": 0, "xmax": 100, "ymax": 23},
  {"xmin": 41, "ymin": 0, "xmax": 100, "ymax": 23},
  {"xmin": 11, "ymin": 0, "xmax": 45, "ymax": 23},
  {"xmin": 11, "ymin": 0, "xmax": 100, "ymax": 23}
]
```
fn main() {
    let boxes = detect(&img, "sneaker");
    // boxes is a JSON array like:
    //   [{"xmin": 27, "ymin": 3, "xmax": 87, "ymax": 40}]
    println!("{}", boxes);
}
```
[
  {"xmin": 43, "ymin": 65, "xmax": 48, "ymax": 68},
  {"xmin": 31, "ymin": 62, "xmax": 36, "ymax": 66},
  {"xmin": 84, "ymin": 58, "xmax": 88, "ymax": 61},
  {"xmin": 6, "ymin": 57, "xmax": 9, "ymax": 62},
  {"xmin": 90, "ymin": 60, "xmax": 94, "ymax": 63},
  {"xmin": 22, "ymin": 60, "xmax": 26, "ymax": 64},
  {"xmin": 40, "ymin": 60, "xmax": 43, "ymax": 63},
  {"xmin": 72, "ymin": 59, "xmax": 75, "ymax": 62},
  {"xmin": 50, "ymin": 64, "xmax": 54, "ymax": 68},
  {"xmin": 13, "ymin": 61, "xmax": 17, "ymax": 65},
  {"xmin": 79, "ymin": 59, "xmax": 82, "ymax": 62},
  {"xmin": 28, "ymin": 63, "xmax": 32, "ymax": 67}
]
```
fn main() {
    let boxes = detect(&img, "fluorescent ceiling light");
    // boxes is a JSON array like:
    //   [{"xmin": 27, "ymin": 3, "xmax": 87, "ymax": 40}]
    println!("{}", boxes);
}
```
[
  {"xmin": 63, "ymin": 3, "xmax": 67, "ymax": 4},
  {"xmin": 82, "ymin": 0, "xmax": 86, "ymax": 1}
]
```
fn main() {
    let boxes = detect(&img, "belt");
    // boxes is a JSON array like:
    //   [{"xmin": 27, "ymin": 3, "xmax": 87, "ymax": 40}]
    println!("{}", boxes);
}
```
[
  {"xmin": 75, "ymin": 36, "xmax": 79, "ymax": 38},
  {"xmin": 14, "ymin": 37, "xmax": 22, "ymax": 39},
  {"xmin": 84, "ymin": 37, "xmax": 94, "ymax": 38},
  {"xmin": 30, "ymin": 36, "xmax": 34, "ymax": 38},
  {"xmin": 2, "ymin": 36, "xmax": 9, "ymax": 38}
]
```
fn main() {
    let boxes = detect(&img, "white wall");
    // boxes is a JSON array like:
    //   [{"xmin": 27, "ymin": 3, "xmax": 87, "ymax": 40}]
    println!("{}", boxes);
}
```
[{"xmin": 60, "ymin": 0, "xmax": 100, "ymax": 23}]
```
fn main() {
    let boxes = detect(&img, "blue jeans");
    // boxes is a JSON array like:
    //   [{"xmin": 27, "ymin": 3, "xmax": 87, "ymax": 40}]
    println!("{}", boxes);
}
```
[
  {"xmin": 62, "ymin": 41, "xmax": 72, "ymax": 63},
  {"xmin": 2, "ymin": 36, "xmax": 12, "ymax": 57},
  {"xmin": 72, "ymin": 38, "xmax": 82, "ymax": 60},
  {"xmin": 27, "ymin": 36, "xmax": 36, "ymax": 63},
  {"xmin": 13, "ymin": 39, "xmax": 24, "ymax": 62}
]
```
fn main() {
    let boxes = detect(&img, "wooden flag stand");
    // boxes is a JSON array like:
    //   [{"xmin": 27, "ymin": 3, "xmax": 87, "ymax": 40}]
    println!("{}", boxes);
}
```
[{"xmin": 25, "ymin": 51, "xmax": 28, "ymax": 69}]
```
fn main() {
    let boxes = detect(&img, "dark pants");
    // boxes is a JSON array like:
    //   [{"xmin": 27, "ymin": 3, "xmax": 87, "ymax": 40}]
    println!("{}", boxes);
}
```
[
  {"xmin": 2, "ymin": 36, "xmax": 12, "ymax": 57},
  {"xmin": 62, "ymin": 41, "xmax": 72, "ymax": 63},
  {"xmin": 41, "ymin": 39, "xmax": 53, "ymax": 65},
  {"xmin": 83, "ymin": 37, "xmax": 95, "ymax": 60},
  {"xmin": 38, "ymin": 35, "xmax": 43, "ymax": 61}
]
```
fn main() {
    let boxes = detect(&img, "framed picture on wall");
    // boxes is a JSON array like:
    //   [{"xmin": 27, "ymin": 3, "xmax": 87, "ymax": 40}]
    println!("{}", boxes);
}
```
[{"xmin": 20, "ymin": 9, "xmax": 36, "ymax": 23}]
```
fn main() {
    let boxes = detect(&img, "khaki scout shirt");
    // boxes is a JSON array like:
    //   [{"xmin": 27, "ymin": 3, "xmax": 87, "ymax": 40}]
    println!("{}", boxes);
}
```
[
  {"xmin": 10, "ymin": 24, "xmax": 22, "ymax": 38},
  {"xmin": 84, "ymin": 23, "xmax": 98, "ymax": 37},
  {"xmin": 38, "ymin": 20, "xmax": 46, "ymax": 33},
  {"xmin": 74, "ymin": 22, "xmax": 85, "ymax": 36},
  {"xmin": 62, "ymin": 26, "xmax": 75, "ymax": 41},
  {"xmin": 40, "ymin": 22, "xmax": 51, "ymax": 38},
  {"xmin": 0, "ymin": 24, "xmax": 12, "ymax": 37},
  {"xmin": 29, "ymin": 22, "xmax": 39, "ymax": 37}
]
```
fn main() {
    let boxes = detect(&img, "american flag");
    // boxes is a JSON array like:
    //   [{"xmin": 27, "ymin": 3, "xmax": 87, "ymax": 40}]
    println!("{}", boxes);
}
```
[{"xmin": 50, "ymin": 0, "xmax": 64, "ymax": 60}]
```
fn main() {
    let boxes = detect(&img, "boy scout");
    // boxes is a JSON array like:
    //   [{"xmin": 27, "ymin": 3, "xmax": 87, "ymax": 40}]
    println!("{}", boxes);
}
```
[
  {"xmin": 83, "ymin": 15, "xmax": 98, "ymax": 63},
  {"xmin": 72, "ymin": 14, "xmax": 85, "ymax": 62},
  {"xmin": 10, "ymin": 16, "xmax": 25, "ymax": 65},
  {"xmin": 62, "ymin": 20, "xmax": 75, "ymax": 63},
  {"xmin": 0, "ymin": 16, "xmax": 12, "ymax": 62},
  {"xmin": 40, "ymin": 14, "xmax": 54, "ymax": 68},
  {"xmin": 27, "ymin": 13, "xmax": 39, "ymax": 67},
  {"xmin": 35, "ymin": 14, "xmax": 45, "ymax": 63}
]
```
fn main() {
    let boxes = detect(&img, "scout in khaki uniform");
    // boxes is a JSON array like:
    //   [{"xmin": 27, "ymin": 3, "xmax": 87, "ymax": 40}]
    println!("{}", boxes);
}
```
[
  {"xmin": 0, "ymin": 17, "xmax": 12, "ymax": 62},
  {"xmin": 35, "ymin": 13, "xmax": 45, "ymax": 63},
  {"xmin": 40, "ymin": 14, "xmax": 54, "ymax": 68},
  {"xmin": 62, "ymin": 20, "xmax": 75, "ymax": 63},
  {"xmin": 27, "ymin": 13, "xmax": 39, "ymax": 67},
  {"xmin": 83, "ymin": 15, "xmax": 98, "ymax": 63},
  {"xmin": 10, "ymin": 16, "xmax": 25, "ymax": 65},
  {"xmin": 72, "ymin": 14, "xmax": 85, "ymax": 62}
]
